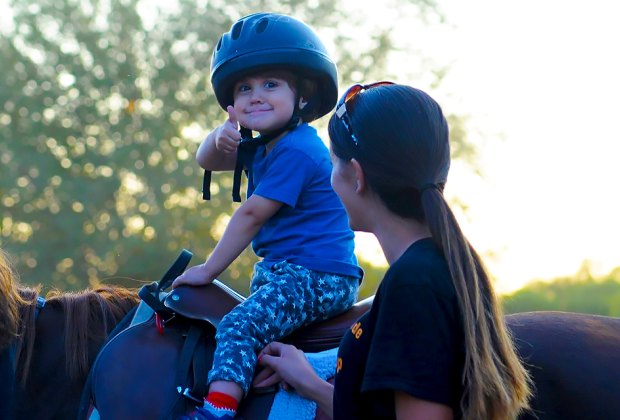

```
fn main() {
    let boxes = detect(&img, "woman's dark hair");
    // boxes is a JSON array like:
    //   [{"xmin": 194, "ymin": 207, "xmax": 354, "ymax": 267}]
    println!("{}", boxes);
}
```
[
  {"xmin": 328, "ymin": 84, "xmax": 532, "ymax": 420},
  {"xmin": 329, "ymin": 85, "xmax": 450, "ymax": 220}
]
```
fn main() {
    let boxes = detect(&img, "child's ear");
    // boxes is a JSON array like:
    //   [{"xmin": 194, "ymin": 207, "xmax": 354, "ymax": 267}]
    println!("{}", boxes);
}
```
[{"xmin": 298, "ymin": 97, "xmax": 308, "ymax": 110}]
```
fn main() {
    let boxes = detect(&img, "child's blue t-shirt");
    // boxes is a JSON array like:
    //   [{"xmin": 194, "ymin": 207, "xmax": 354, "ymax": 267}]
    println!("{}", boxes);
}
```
[{"xmin": 247, "ymin": 123, "xmax": 363, "ymax": 280}]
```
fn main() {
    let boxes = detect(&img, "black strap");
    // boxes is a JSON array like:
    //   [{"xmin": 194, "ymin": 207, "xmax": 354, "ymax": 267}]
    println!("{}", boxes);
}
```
[
  {"xmin": 202, "ymin": 170, "xmax": 212, "ymax": 200},
  {"xmin": 174, "ymin": 324, "xmax": 205, "ymax": 400},
  {"xmin": 157, "ymin": 249, "xmax": 193, "ymax": 293},
  {"xmin": 189, "ymin": 333, "xmax": 208, "ymax": 400},
  {"xmin": 232, "ymin": 157, "xmax": 245, "ymax": 203},
  {"xmin": 202, "ymin": 116, "xmax": 300, "ymax": 203},
  {"xmin": 138, "ymin": 249, "xmax": 193, "ymax": 314},
  {"xmin": 166, "ymin": 324, "xmax": 212, "ymax": 418}
]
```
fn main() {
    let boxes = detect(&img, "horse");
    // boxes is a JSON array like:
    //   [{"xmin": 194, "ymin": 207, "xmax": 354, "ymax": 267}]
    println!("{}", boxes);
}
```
[
  {"xmin": 85, "ymin": 250, "xmax": 620, "ymax": 420},
  {"xmin": 0, "ymin": 249, "xmax": 140, "ymax": 420},
  {"xmin": 83, "ymin": 250, "xmax": 365, "ymax": 420},
  {"xmin": 506, "ymin": 311, "xmax": 620, "ymax": 419}
]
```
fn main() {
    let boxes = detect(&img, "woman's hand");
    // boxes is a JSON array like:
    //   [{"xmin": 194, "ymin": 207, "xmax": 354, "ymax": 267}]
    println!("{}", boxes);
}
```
[{"xmin": 253, "ymin": 342, "xmax": 325, "ymax": 398}]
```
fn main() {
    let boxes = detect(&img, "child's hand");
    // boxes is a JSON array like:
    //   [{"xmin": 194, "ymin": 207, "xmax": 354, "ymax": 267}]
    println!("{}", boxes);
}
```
[
  {"xmin": 215, "ymin": 105, "xmax": 242, "ymax": 153},
  {"xmin": 171, "ymin": 263, "xmax": 215, "ymax": 288}
]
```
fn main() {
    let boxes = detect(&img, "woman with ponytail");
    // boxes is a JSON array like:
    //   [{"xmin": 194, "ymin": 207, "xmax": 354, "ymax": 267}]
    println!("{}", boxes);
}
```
[{"xmin": 254, "ymin": 82, "xmax": 532, "ymax": 419}]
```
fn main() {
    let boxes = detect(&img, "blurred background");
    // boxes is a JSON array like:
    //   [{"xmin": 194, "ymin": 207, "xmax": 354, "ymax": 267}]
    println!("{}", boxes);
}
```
[{"xmin": 1, "ymin": 0, "xmax": 619, "ymax": 315}]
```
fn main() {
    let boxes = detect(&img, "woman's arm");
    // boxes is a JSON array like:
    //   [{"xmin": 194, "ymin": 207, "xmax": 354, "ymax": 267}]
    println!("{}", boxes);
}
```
[
  {"xmin": 255, "ymin": 342, "xmax": 335, "ymax": 419},
  {"xmin": 395, "ymin": 391, "xmax": 453, "ymax": 420}
]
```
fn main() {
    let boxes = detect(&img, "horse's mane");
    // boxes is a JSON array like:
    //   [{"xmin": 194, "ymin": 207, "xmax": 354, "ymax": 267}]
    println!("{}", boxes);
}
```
[
  {"xmin": 45, "ymin": 285, "xmax": 140, "ymax": 380},
  {"xmin": 7, "ymin": 281, "xmax": 139, "ymax": 384},
  {"xmin": 1, "ymin": 247, "xmax": 141, "ymax": 384}
]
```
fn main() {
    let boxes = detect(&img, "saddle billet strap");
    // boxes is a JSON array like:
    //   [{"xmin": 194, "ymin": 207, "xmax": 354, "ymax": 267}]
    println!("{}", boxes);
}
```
[
  {"xmin": 137, "ymin": 249, "xmax": 194, "ymax": 329},
  {"xmin": 157, "ymin": 249, "xmax": 193, "ymax": 293},
  {"xmin": 166, "ymin": 324, "xmax": 210, "ymax": 418},
  {"xmin": 176, "ymin": 325, "xmax": 207, "ymax": 400}
]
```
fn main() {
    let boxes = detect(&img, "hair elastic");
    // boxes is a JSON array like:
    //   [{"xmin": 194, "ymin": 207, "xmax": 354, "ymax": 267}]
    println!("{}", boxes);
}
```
[{"xmin": 419, "ymin": 183, "xmax": 439, "ymax": 194}]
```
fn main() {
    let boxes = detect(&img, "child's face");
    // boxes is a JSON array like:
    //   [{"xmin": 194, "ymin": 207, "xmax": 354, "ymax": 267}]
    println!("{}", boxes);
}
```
[{"xmin": 232, "ymin": 73, "xmax": 297, "ymax": 133}]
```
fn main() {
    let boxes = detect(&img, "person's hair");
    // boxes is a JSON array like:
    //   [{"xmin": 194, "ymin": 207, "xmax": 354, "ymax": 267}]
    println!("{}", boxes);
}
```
[
  {"xmin": 328, "ymin": 84, "xmax": 532, "ymax": 419},
  {"xmin": 234, "ymin": 68, "xmax": 319, "ymax": 122},
  {"xmin": 0, "ymin": 249, "xmax": 41, "ymax": 385},
  {"xmin": 0, "ymin": 249, "xmax": 25, "ymax": 349}
]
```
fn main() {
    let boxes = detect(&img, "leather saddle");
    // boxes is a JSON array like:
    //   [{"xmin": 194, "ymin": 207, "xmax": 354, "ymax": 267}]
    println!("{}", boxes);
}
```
[
  {"xmin": 88, "ymin": 250, "xmax": 373, "ymax": 419},
  {"xmin": 165, "ymin": 279, "xmax": 373, "ymax": 353}
]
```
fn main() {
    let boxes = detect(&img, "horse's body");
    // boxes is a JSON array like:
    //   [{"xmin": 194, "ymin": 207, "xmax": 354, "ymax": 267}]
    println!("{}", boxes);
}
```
[
  {"xmin": 85, "ymin": 279, "xmax": 361, "ymax": 419},
  {"xmin": 5, "ymin": 249, "xmax": 611, "ymax": 420},
  {"xmin": 87, "ymin": 273, "xmax": 620, "ymax": 419},
  {"xmin": 1, "ymin": 276, "xmax": 139, "ymax": 419},
  {"xmin": 507, "ymin": 311, "xmax": 620, "ymax": 419}
]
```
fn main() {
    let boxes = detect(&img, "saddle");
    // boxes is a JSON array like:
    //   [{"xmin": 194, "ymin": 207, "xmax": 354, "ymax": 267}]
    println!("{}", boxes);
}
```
[
  {"xmin": 86, "ymin": 250, "xmax": 372, "ymax": 419},
  {"xmin": 166, "ymin": 277, "xmax": 373, "ymax": 353}
]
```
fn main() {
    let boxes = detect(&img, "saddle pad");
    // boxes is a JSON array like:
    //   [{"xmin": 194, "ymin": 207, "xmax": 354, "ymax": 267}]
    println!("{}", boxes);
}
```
[{"xmin": 268, "ymin": 347, "xmax": 338, "ymax": 420}]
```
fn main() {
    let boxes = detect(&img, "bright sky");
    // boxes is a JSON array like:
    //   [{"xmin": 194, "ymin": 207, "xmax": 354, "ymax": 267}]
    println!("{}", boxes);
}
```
[{"xmin": 356, "ymin": 0, "xmax": 620, "ymax": 294}]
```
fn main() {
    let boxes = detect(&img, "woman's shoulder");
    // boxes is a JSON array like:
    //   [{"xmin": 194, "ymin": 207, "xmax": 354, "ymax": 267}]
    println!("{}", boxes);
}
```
[
  {"xmin": 394, "ymin": 238, "xmax": 446, "ymax": 270},
  {"xmin": 384, "ymin": 238, "xmax": 453, "ymax": 294}
]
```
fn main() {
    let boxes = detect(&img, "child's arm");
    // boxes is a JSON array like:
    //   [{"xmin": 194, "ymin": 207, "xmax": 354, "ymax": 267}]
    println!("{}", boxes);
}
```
[
  {"xmin": 172, "ymin": 194, "xmax": 282, "ymax": 287},
  {"xmin": 196, "ymin": 105, "xmax": 241, "ymax": 171}
]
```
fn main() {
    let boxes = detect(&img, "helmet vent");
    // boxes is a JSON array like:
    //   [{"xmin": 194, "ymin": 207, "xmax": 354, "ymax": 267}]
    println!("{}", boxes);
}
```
[
  {"xmin": 231, "ymin": 21, "xmax": 243, "ymax": 40},
  {"xmin": 256, "ymin": 18, "xmax": 269, "ymax": 34},
  {"xmin": 216, "ymin": 37, "xmax": 222, "ymax": 51}
]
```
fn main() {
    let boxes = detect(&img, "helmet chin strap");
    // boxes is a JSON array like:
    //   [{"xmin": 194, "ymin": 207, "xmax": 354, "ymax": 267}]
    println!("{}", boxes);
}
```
[{"xmin": 202, "ymin": 111, "xmax": 302, "ymax": 202}]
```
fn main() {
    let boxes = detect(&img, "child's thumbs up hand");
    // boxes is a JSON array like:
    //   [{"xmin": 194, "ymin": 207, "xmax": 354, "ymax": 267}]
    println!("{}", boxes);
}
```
[{"xmin": 215, "ymin": 105, "xmax": 242, "ymax": 153}]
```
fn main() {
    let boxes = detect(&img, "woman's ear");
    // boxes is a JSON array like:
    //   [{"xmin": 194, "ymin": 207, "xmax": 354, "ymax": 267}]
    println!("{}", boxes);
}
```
[
  {"xmin": 350, "ymin": 159, "xmax": 366, "ymax": 193},
  {"xmin": 298, "ymin": 97, "xmax": 308, "ymax": 110}
]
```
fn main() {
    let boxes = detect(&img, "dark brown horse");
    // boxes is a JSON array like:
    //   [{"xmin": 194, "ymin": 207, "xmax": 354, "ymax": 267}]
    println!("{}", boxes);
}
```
[
  {"xmin": 507, "ymin": 311, "xmax": 620, "ymax": 419},
  {"xmin": 84, "ymin": 250, "xmax": 354, "ymax": 419},
  {"xmin": 85, "ymin": 251, "xmax": 620, "ymax": 420},
  {"xmin": 0, "ymin": 250, "xmax": 140, "ymax": 419}
]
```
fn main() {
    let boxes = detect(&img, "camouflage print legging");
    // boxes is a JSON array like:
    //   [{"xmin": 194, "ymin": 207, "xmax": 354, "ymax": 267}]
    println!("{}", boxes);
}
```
[{"xmin": 207, "ymin": 260, "xmax": 360, "ymax": 394}]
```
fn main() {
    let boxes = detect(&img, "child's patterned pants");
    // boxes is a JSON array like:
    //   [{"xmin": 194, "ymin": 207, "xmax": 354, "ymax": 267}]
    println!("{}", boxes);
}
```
[{"xmin": 207, "ymin": 261, "xmax": 360, "ymax": 394}]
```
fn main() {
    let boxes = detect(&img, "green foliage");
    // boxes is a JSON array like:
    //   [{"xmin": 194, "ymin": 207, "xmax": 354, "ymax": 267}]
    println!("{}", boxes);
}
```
[
  {"xmin": 1, "ymin": 0, "xmax": 468, "ymax": 294},
  {"xmin": 502, "ymin": 266, "xmax": 620, "ymax": 316},
  {"xmin": 356, "ymin": 259, "xmax": 387, "ymax": 299}
]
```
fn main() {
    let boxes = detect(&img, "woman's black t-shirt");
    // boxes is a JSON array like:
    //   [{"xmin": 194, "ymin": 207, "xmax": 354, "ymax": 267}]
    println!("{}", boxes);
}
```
[{"xmin": 333, "ymin": 238, "xmax": 464, "ymax": 419}]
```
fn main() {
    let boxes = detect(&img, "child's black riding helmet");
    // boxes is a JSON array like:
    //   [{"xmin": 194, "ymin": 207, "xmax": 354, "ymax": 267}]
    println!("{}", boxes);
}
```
[{"xmin": 210, "ymin": 13, "xmax": 338, "ymax": 122}]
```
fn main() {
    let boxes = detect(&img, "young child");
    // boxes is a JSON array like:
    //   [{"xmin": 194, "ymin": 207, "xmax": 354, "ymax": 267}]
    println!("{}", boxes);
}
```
[{"xmin": 172, "ymin": 13, "xmax": 362, "ymax": 419}]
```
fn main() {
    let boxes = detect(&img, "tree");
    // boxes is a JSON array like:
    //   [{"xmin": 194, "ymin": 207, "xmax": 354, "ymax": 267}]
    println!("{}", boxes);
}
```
[
  {"xmin": 1, "ymin": 0, "xmax": 471, "ymax": 294},
  {"xmin": 502, "ymin": 266, "xmax": 620, "ymax": 316}
]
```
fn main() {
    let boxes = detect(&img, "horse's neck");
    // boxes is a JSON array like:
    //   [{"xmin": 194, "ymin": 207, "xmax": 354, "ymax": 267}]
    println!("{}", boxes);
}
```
[{"xmin": 14, "ymin": 292, "xmax": 40, "ymax": 384}]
